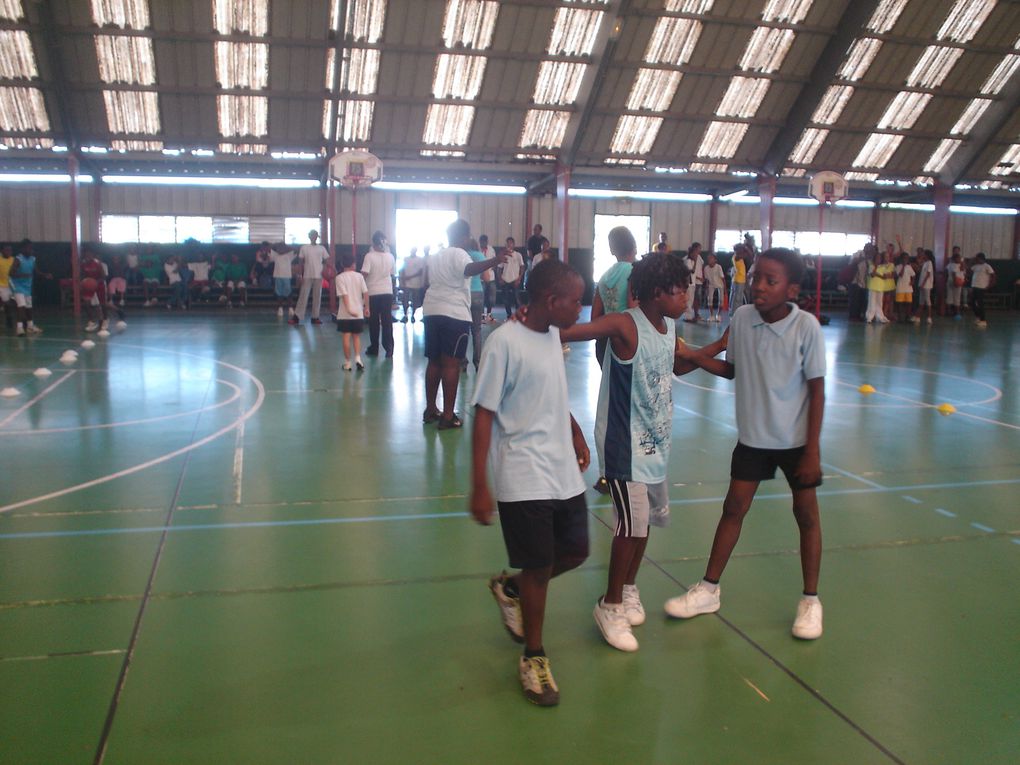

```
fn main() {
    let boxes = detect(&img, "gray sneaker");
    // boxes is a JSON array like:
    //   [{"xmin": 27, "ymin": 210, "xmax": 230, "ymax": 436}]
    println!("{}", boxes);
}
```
[
  {"xmin": 489, "ymin": 572, "xmax": 523, "ymax": 643},
  {"xmin": 622, "ymin": 584, "xmax": 645, "ymax": 626},
  {"xmin": 518, "ymin": 655, "xmax": 559, "ymax": 706}
]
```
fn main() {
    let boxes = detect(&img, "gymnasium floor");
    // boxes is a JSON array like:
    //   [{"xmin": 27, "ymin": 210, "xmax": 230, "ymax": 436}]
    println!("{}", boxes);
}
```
[{"xmin": 1, "ymin": 306, "xmax": 1018, "ymax": 765}]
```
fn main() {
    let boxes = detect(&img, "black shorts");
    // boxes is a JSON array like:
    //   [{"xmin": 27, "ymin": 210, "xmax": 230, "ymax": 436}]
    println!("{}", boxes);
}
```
[
  {"xmin": 336, "ymin": 319, "xmax": 364, "ymax": 334},
  {"xmin": 497, "ymin": 493, "xmax": 589, "ymax": 570},
  {"xmin": 423, "ymin": 315, "xmax": 471, "ymax": 360},
  {"xmin": 730, "ymin": 442, "xmax": 823, "ymax": 490}
]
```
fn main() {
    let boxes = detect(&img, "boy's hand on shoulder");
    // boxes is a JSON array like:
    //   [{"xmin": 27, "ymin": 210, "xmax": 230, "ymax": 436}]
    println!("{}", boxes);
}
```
[
  {"xmin": 469, "ymin": 486, "xmax": 495, "ymax": 526},
  {"xmin": 794, "ymin": 449, "xmax": 822, "ymax": 487}
]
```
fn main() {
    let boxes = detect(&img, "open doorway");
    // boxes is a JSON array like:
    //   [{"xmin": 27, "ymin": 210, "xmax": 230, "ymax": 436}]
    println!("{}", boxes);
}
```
[
  {"xmin": 593, "ymin": 214, "xmax": 651, "ymax": 282},
  {"xmin": 394, "ymin": 209, "xmax": 459, "ymax": 268}
]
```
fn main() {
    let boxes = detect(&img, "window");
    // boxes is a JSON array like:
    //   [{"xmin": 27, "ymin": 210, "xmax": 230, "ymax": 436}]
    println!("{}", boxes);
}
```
[
  {"xmin": 176, "ymin": 216, "xmax": 213, "ymax": 243},
  {"xmin": 212, "ymin": 216, "xmax": 250, "ymax": 243},
  {"xmin": 285, "ymin": 217, "xmax": 321, "ymax": 245},
  {"xmin": 138, "ymin": 215, "xmax": 175, "ymax": 243},
  {"xmin": 394, "ymin": 208, "xmax": 459, "ymax": 265},
  {"xmin": 593, "ymin": 214, "xmax": 651, "ymax": 283},
  {"xmin": 101, "ymin": 214, "xmax": 139, "ymax": 243}
]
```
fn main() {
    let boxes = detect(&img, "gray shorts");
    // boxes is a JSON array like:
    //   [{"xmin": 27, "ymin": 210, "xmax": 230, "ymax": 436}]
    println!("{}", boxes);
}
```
[
  {"xmin": 605, "ymin": 479, "xmax": 670, "ymax": 538},
  {"xmin": 918, "ymin": 288, "xmax": 931, "ymax": 306}
]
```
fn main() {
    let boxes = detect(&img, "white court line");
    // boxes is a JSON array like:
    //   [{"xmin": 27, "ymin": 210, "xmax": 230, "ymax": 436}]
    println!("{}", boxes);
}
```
[
  {"xmin": 232, "ymin": 421, "xmax": 245, "ymax": 505},
  {"xmin": 0, "ymin": 371, "xmax": 77, "ymax": 429}
]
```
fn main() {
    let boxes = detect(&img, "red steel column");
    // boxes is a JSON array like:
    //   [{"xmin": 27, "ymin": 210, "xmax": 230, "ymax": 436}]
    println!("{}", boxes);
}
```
[
  {"xmin": 932, "ymin": 182, "xmax": 953, "ymax": 315},
  {"xmin": 68, "ymin": 155, "xmax": 81, "ymax": 318},
  {"xmin": 555, "ymin": 162, "xmax": 570, "ymax": 261},
  {"xmin": 870, "ymin": 202, "xmax": 881, "ymax": 245},
  {"xmin": 708, "ymin": 193, "xmax": 719, "ymax": 256},
  {"xmin": 757, "ymin": 174, "xmax": 776, "ymax": 250}
]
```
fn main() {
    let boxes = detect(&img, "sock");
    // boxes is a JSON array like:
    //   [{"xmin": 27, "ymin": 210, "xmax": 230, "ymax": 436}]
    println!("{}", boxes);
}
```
[
  {"xmin": 803, "ymin": 593, "xmax": 820, "ymax": 602},
  {"xmin": 701, "ymin": 578, "xmax": 719, "ymax": 592},
  {"xmin": 26, "ymin": 321, "xmax": 34, "ymax": 329},
  {"xmin": 16, "ymin": 322, "xmax": 23, "ymax": 330},
  {"xmin": 523, "ymin": 647, "xmax": 545, "ymax": 659}
]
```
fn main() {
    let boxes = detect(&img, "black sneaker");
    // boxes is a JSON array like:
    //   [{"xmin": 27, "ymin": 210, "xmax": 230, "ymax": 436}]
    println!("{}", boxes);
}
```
[{"xmin": 593, "ymin": 477, "xmax": 610, "ymax": 494}]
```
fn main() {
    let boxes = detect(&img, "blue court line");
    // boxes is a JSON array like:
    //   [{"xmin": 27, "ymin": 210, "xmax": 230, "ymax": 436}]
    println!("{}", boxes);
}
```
[
  {"xmin": 1012, "ymin": 539, "xmax": 1020, "ymax": 546},
  {"xmin": 902, "ymin": 495, "xmax": 922, "ymax": 504},
  {"xmin": 970, "ymin": 522, "xmax": 996, "ymax": 533},
  {"xmin": 934, "ymin": 508, "xmax": 957, "ymax": 518}
]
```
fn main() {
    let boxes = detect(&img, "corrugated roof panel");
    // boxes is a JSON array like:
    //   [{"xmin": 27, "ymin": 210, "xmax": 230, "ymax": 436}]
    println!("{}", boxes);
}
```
[
  {"xmin": 0, "ymin": 0, "xmax": 23, "ymax": 21},
  {"xmin": 936, "ymin": 0, "xmax": 997, "ymax": 43},
  {"xmin": 980, "ymin": 53, "xmax": 1020, "ymax": 94},
  {"xmin": 0, "ymin": 30, "xmax": 37, "ymax": 79},
  {"xmin": 331, "ymin": 0, "xmax": 387, "ymax": 41},
  {"xmin": 666, "ymin": 0, "xmax": 715, "ymax": 11},
  {"xmin": 0, "ymin": 86, "xmax": 50, "ymax": 131},
  {"xmin": 989, "ymin": 143, "xmax": 1020, "ymax": 175},
  {"xmin": 217, "ymin": 94, "xmax": 268, "ymax": 137},
  {"xmin": 626, "ymin": 68, "xmax": 682, "ymax": 112},
  {"xmin": 548, "ymin": 7, "xmax": 603, "ymax": 56},
  {"xmin": 866, "ymin": 0, "xmax": 909, "ymax": 33},
  {"xmin": 422, "ymin": 103, "xmax": 474, "ymax": 145},
  {"xmin": 214, "ymin": 42, "xmax": 269, "ymax": 90},
  {"xmin": 103, "ymin": 89, "xmax": 161, "ymax": 133},
  {"xmin": 326, "ymin": 48, "xmax": 380, "ymax": 93},
  {"xmin": 218, "ymin": 142, "xmax": 268, "ymax": 154},
  {"xmin": 420, "ymin": 148, "xmax": 465, "ymax": 157},
  {"xmin": 761, "ymin": 0, "xmax": 814, "ymax": 25},
  {"xmin": 90, "ymin": 0, "xmax": 149, "ymax": 29},
  {"xmin": 845, "ymin": 171, "xmax": 879, "ymax": 181},
  {"xmin": 811, "ymin": 85, "xmax": 853, "ymax": 124},
  {"xmin": 213, "ymin": 0, "xmax": 268, "ymax": 35},
  {"xmin": 923, "ymin": 138, "xmax": 962, "ymax": 173},
  {"xmin": 1, "ymin": 136, "xmax": 53, "ymax": 148},
  {"xmin": 519, "ymin": 109, "xmax": 569, "ymax": 149},
  {"xmin": 111, "ymin": 138, "xmax": 163, "ymax": 151},
  {"xmin": 739, "ymin": 27, "xmax": 795, "ymax": 73},
  {"xmin": 788, "ymin": 127, "xmax": 828, "ymax": 164},
  {"xmin": 442, "ymin": 0, "xmax": 499, "ymax": 49},
  {"xmin": 782, "ymin": 167, "xmax": 806, "ymax": 177},
  {"xmin": 689, "ymin": 162, "xmax": 728, "ymax": 173},
  {"xmin": 609, "ymin": 114, "xmax": 663, "ymax": 155},
  {"xmin": 697, "ymin": 121, "xmax": 749, "ymax": 158},
  {"xmin": 951, "ymin": 98, "xmax": 992, "ymax": 135},
  {"xmin": 95, "ymin": 35, "xmax": 156, "ymax": 85},
  {"xmin": 838, "ymin": 38, "xmax": 882, "ymax": 81},
  {"xmin": 716, "ymin": 76, "xmax": 770, "ymax": 118},
  {"xmin": 852, "ymin": 133, "xmax": 904, "ymax": 168},
  {"xmin": 906, "ymin": 46, "xmax": 964, "ymax": 88},
  {"xmin": 876, "ymin": 91, "xmax": 932, "ymax": 130},
  {"xmin": 644, "ymin": 17, "xmax": 702, "ymax": 65},
  {"xmin": 324, "ymin": 99, "xmax": 375, "ymax": 143},
  {"xmin": 433, "ymin": 53, "xmax": 487, "ymax": 99},
  {"xmin": 533, "ymin": 61, "xmax": 588, "ymax": 106},
  {"xmin": 604, "ymin": 157, "xmax": 646, "ymax": 166}
]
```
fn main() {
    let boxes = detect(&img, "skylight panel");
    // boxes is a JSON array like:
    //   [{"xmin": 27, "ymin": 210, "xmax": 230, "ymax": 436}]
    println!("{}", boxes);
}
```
[
  {"xmin": 609, "ymin": 115, "xmax": 663, "ymax": 155},
  {"xmin": 788, "ymin": 127, "xmax": 828, "ymax": 164},
  {"xmin": 604, "ymin": 157, "xmax": 646, "ymax": 166},
  {"xmin": 217, "ymin": 94, "xmax": 268, "ymax": 137},
  {"xmin": 845, "ymin": 171, "xmax": 879, "ymax": 181},
  {"xmin": 515, "ymin": 152, "xmax": 556, "ymax": 161},
  {"xmin": 326, "ymin": 48, "xmax": 380, "ymax": 93},
  {"xmin": 811, "ymin": 85, "xmax": 853, "ymax": 124},
  {"xmin": 980, "ymin": 54, "xmax": 1020, "ymax": 94},
  {"xmin": 0, "ymin": 86, "xmax": 50, "ymax": 131},
  {"xmin": 951, "ymin": 98, "xmax": 991, "ymax": 135},
  {"xmin": 913, "ymin": 175, "xmax": 934, "ymax": 185},
  {"xmin": 761, "ymin": 0, "xmax": 814, "ymax": 24},
  {"xmin": 0, "ymin": 31, "xmax": 38, "ymax": 79},
  {"xmin": 689, "ymin": 162, "xmax": 728, "ymax": 173},
  {"xmin": 519, "ymin": 109, "xmax": 569, "ymax": 149},
  {"xmin": 644, "ymin": 18, "xmax": 702, "ymax": 65},
  {"xmin": 936, "ymin": 0, "xmax": 997, "ymax": 43},
  {"xmin": 420, "ymin": 149, "xmax": 465, "ymax": 157},
  {"xmin": 717, "ymin": 77, "xmax": 770, "ymax": 118},
  {"xmin": 0, "ymin": 0, "xmax": 23, "ymax": 21},
  {"xmin": 548, "ymin": 8, "xmax": 603, "ymax": 56},
  {"xmin": 626, "ymin": 69, "xmax": 682, "ymax": 112},
  {"xmin": 739, "ymin": 27, "xmax": 795, "ymax": 73},
  {"xmin": 90, "ymin": 0, "xmax": 150, "ymax": 29},
  {"xmin": 111, "ymin": 138, "xmax": 163, "ymax": 151},
  {"xmin": 875, "ymin": 91, "xmax": 932, "ymax": 130},
  {"xmin": 866, "ymin": 0, "xmax": 908, "ymax": 33},
  {"xmin": 1, "ymin": 136, "xmax": 54, "ymax": 148},
  {"xmin": 442, "ymin": 0, "xmax": 498, "ymax": 49},
  {"xmin": 989, "ymin": 144, "xmax": 1020, "ymax": 176},
  {"xmin": 666, "ymin": 0, "xmax": 714, "ymax": 10},
  {"xmin": 103, "ymin": 90, "xmax": 160, "ymax": 134},
  {"xmin": 838, "ymin": 38, "xmax": 882, "ymax": 81},
  {"xmin": 215, "ymin": 42, "xmax": 269, "ymax": 89},
  {"xmin": 923, "ymin": 138, "xmax": 962, "ymax": 174},
  {"xmin": 782, "ymin": 167, "xmax": 806, "ymax": 177},
  {"xmin": 213, "ymin": 0, "xmax": 268, "ymax": 35},
  {"xmin": 324, "ymin": 99, "xmax": 375, "ymax": 142},
  {"xmin": 218, "ymin": 142, "xmax": 268, "ymax": 154},
  {"xmin": 433, "ymin": 54, "xmax": 487, "ymax": 99},
  {"xmin": 422, "ymin": 104, "xmax": 475, "ymax": 146},
  {"xmin": 851, "ymin": 133, "xmax": 903, "ymax": 168},
  {"xmin": 95, "ymin": 35, "xmax": 156, "ymax": 84},
  {"xmin": 533, "ymin": 61, "xmax": 588, "ymax": 106},
  {"xmin": 697, "ymin": 121, "xmax": 749, "ymax": 158},
  {"xmin": 905, "ymin": 46, "xmax": 964, "ymax": 88},
  {"xmin": 331, "ymin": 0, "xmax": 387, "ymax": 41}
]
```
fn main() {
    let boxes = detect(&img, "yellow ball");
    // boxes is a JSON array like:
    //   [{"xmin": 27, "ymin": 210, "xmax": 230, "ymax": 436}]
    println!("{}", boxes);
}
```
[
  {"xmin": 858, "ymin": 384, "xmax": 876, "ymax": 395},
  {"xmin": 936, "ymin": 403, "xmax": 956, "ymax": 416}
]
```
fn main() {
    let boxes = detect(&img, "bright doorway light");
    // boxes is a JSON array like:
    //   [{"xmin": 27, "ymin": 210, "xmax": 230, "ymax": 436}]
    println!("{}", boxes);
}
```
[
  {"xmin": 394, "ymin": 208, "xmax": 459, "ymax": 264},
  {"xmin": 593, "ymin": 214, "xmax": 651, "ymax": 282}
]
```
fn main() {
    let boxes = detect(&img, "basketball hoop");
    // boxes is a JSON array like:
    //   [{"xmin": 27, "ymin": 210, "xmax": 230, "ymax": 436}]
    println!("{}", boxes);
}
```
[
  {"xmin": 807, "ymin": 172, "xmax": 849, "ymax": 319},
  {"xmin": 329, "ymin": 149, "xmax": 383, "ymax": 189}
]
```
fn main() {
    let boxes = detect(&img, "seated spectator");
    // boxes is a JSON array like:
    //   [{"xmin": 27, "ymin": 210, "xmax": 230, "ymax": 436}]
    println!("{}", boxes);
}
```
[
  {"xmin": 106, "ymin": 253, "xmax": 128, "ymax": 307},
  {"xmin": 252, "ymin": 242, "xmax": 274, "ymax": 290},
  {"xmin": 189, "ymin": 253, "xmax": 212, "ymax": 302},
  {"xmin": 223, "ymin": 253, "xmax": 248, "ymax": 307},
  {"xmin": 139, "ymin": 251, "xmax": 162, "ymax": 306}
]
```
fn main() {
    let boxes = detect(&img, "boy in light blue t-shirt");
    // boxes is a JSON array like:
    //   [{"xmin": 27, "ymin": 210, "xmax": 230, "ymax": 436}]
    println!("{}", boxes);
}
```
[
  {"xmin": 470, "ymin": 259, "xmax": 591, "ymax": 708},
  {"xmin": 667, "ymin": 248, "xmax": 827, "ymax": 641}
]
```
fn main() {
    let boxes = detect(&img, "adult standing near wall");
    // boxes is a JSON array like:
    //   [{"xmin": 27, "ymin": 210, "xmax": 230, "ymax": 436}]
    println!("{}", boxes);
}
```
[
  {"xmin": 290, "ymin": 230, "xmax": 328, "ymax": 326},
  {"xmin": 362, "ymin": 230, "xmax": 396, "ymax": 357},
  {"xmin": 526, "ymin": 224, "xmax": 545, "ymax": 267},
  {"xmin": 422, "ymin": 219, "xmax": 507, "ymax": 430}
]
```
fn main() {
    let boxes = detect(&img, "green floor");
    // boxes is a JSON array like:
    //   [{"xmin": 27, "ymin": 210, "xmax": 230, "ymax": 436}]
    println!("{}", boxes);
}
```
[{"xmin": 2, "ymin": 307, "xmax": 1018, "ymax": 765}]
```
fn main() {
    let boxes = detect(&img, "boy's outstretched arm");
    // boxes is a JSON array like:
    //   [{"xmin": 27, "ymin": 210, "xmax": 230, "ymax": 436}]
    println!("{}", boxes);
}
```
[
  {"xmin": 470, "ymin": 405, "xmax": 496, "ymax": 525},
  {"xmin": 674, "ymin": 327, "xmax": 729, "ymax": 375},
  {"xmin": 795, "ymin": 377, "xmax": 825, "ymax": 486},
  {"xmin": 569, "ymin": 414, "xmax": 590, "ymax": 472}
]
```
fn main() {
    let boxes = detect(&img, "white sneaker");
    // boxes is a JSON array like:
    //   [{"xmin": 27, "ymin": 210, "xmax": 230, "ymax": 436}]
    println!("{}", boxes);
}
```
[
  {"xmin": 277, "ymin": 307, "xmax": 284, "ymax": 317},
  {"xmin": 84, "ymin": 321, "xmax": 98, "ymax": 332},
  {"xmin": 489, "ymin": 573, "xmax": 523, "ymax": 643},
  {"xmin": 649, "ymin": 504, "xmax": 671, "ymax": 528},
  {"xmin": 100, "ymin": 320, "xmax": 109, "ymax": 331},
  {"xmin": 562, "ymin": 344, "xmax": 570, "ymax": 354},
  {"xmin": 342, "ymin": 361, "xmax": 352, "ymax": 371},
  {"xmin": 518, "ymin": 655, "xmax": 559, "ymax": 706},
  {"xmin": 926, "ymin": 317, "xmax": 933, "ymax": 325},
  {"xmin": 976, "ymin": 320, "xmax": 988, "ymax": 328},
  {"xmin": 26, "ymin": 325, "xmax": 42, "ymax": 335},
  {"xmin": 664, "ymin": 580, "xmax": 720, "ymax": 619},
  {"xmin": 622, "ymin": 584, "xmax": 645, "ymax": 626},
  {"xmin": 15, "ymin": 326, "xmax": 25, "ymax": 336},
  {"xmin": 593, "ymin": 598, "xmax": 638, "ymax": 651},
  {"xmin": 791, "ymin": 596, "xmax": 823, "ymax": 640}
]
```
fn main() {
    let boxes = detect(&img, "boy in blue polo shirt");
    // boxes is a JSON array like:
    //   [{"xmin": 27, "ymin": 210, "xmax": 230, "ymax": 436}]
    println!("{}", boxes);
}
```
[{"xmin": 666, "ymin": 248, "xmax": 827, "ymax": 640}]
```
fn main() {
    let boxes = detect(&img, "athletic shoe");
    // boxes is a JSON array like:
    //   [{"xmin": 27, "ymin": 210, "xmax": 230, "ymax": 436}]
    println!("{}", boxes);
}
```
[
  {"xmin": 519, "ymin": 655, "xmax": 559, "ymax": 706},
  {"xmin": 926, "ymin": 317, "xmax": 933, "ymax": 324},
  {"xmin": 277, "ymin": 307, "xmax": 284, "ymax": 317},
  {"xmin": 649, "ymin": 504, "xmax": 671, "ymax": 528},
  {"xmin": 288, "ymin": 308, "xmax": 295, "ymax": 317},
  {"xmin": 400, "ymin": 316, "xmax": 408, "ymax": 323},
  {"xmin": 355, "ymin": 360, "xmax": 364, "ymax": 371},
  {"xmin": 218, "ymin": 295, "xmax": 227, "ymax": 303},
  {"xmin": 489, "ymin": 572, "xmax": 524, "ymax": 643},
  {"xmin": 311, "ymin": 318, "xmax": 322, "ymax": 325},
  {"xmin": 84, "ymin": 321, "xmax": 98, "ymax": 332},
  {"xmin": 562, "ymin": 344, "xmax": 570, "ymax": 354},
  {"xmin": 910, "ymin": 316, "xmax": 920, "ymax": 323},
  {"xmin": 100, "ymin": 320, "xmax": 109, "ymax": 331},
  {"xmin": 16, "ymin": 326, "xmax": 25, "ymax": 336},
  {"xmin": 288, "ymin": 317, "xmax": 299, "ymax": 326},
  {"xmin": 26, "ymin": 325, "xmax": 42, "ymax": 335},
  {"xmin": 410, "ymin": 316, "xmax": 415, "ymax": 323},
  {"xmin": 593, "ymin": 476, "xmax": 610, "ymax": 494},
  {"xmin": 622, "ymin": 584, "xmax": 646, "ymax": 626},
  {"xmin": 664, "ymin": 580, "xmax": 721, "ymax": 619},
  {"xmin": 342, "ymin": 361, "xmax": 352, "ymax": 371},
  {"xmin": 976, "ymin": 320, "xmax": 988, "ymax": 328},
  {"xmin": 593, "ymin": 598, "xmax": 639, "ymax": 651},
  {"xmin": 791, "ymin": 597, "xmax": 823, "ymax": 640}
]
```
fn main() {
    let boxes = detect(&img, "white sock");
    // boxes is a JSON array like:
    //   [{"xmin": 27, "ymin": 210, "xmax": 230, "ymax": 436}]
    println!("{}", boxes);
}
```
[
  {"xmin": 26, "ymin": 321, "xmax": 34, "ymax": 328},
  {"xmin": 701, "ymin": 579, "xmax": 719, "ymax": 593},
  {"xmin": 802, "ymin": 593, "xmax": 820, "ymax": 603}
]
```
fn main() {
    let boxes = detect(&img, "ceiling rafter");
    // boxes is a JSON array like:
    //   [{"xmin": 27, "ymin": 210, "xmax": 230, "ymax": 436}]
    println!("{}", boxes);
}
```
[{"xmin": 941, "ymin": 72, "xmax": 1020, "ymax": 185}]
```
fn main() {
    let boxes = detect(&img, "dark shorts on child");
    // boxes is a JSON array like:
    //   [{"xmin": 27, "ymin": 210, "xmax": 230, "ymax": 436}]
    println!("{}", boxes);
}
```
[
  {"xmin": 423, "ymin": 315, "xmax": 471, "ymax": 360},
  {"xmin": 337, "ymin": 319, "xmax": 364, "ymax": 334},
  {"xmin": 731, "ymin": 442, "xmax": 823, "ymax": 490},
  {"xmin": 497, "ymin": 493, "xmax": 589, "ymax": 569}
]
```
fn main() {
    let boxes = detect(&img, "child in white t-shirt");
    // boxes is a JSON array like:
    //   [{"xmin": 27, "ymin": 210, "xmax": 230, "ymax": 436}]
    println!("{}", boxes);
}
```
[
  {"xmin": 702, "ymin": 253, "xmax": 726, "ymax": 322},
  {"xmin": 335, "ymin": 253, "xmax": 369, "ymax": 370}
]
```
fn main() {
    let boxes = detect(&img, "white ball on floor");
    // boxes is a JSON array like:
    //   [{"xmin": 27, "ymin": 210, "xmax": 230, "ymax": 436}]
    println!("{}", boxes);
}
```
[
  {"xmin": 80, "ymin": 340, "xmax": 96, "ymax": 349},
  {"xmin": 115, "ymin": 321, "xmax": 127, "ymax": 331},
  {"xmin": 0, "ymin": 386, "xmax": 20, "ymax": 397},
  {"xmin": 97, "ymin": 329, "xmax": 111, "ymax": 338},
  {"xmin": 34, "ymin": 367, "xmax": 52, "ymax": 377}
]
